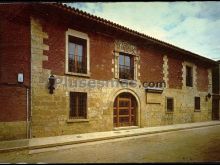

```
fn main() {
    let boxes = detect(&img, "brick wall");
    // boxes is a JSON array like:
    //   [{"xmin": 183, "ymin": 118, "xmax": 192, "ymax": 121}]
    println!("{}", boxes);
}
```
[
  {"xmin": 0, "ymin": 5, "xmax": 30, "ymax": 123},
  {"xmin": 90, "ymin": 33, "xmax": 114, "ymax": 80},
  {"xmin": 139, "ymin": 46, "xmax": 164, "ymax": 83},
  {"xmin": 0, "ymin": 5, "xmax": 30, "ymax": 86},
  {"xmin": 168, "ymin": 56, "xmax": 183, "ymax": 89},
  {"xmin": 42, "ymin": 21, "xmax": 66, "ymax": 75},
  {"xmin": 197, "ymin": 66, "xmax": 209, "ymax": 92},
  {"xmin": 0, "ymin": 86, "xmax": 27, "ymax": 122},
  {"xmin": 39, "ymin": 13, "xmax": 114, "ymax": 80}
]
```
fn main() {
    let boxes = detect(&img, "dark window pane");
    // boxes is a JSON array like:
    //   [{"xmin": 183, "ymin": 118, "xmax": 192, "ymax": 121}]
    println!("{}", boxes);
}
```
[
  {"xmin": 167, "ymin": 98, "xmax": 174, "ymax": 112},
  {"xmin": 125, "ymin": 56, "xmax": 130, "ymax": 66},
  {"xmin": 119, "ymin": 53, "xmax": 134, "ymax": 80},
  {"xmin": 69, "ymin": 92, "xmax": 87, "ymax": 119},
  {"xmin": 77, "ymin": 45, "xmax": 83, "ymax": 57},
  {"xmin": 119, "ymin": 55, "xmax": 124, "ymax": 65},
  {"xmin": 68, "ymin": 42, "xmax": 75, "ymax": 55},
  {"xmin": 186, "ymin": 66, "xmax": 193, "ymax": 87},
  {"xmin": 195, "ymin": 97, "xmax": 200, "ymax": 110}
]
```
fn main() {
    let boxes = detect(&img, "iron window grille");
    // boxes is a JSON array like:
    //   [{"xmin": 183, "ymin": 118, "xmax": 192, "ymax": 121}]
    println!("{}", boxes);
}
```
[
  {"xmin": 194, "ymin": 97, "xmax": 201, "ymax": 111},
  {"xmin": 166, "ymin": 97, "xmax": 174, "ymax": 112},
  {"xmin": 70, "ymin": 92, "xmax": 87, "ymax": 119}
]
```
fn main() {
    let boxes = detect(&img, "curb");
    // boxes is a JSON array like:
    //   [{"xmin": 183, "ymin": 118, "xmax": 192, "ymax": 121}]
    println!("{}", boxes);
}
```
[{"xmin": 1, "ymin": 122, "xmax": 220, "ymax": 154}]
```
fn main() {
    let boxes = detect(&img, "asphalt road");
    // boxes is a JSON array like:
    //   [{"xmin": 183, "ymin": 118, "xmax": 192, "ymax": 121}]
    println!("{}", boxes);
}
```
[{"xmin": 1, "ymin": 125, "xmax": 220, "ymax": 163}]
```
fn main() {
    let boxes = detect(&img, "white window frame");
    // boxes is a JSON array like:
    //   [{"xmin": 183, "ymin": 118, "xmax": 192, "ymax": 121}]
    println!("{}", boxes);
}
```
[
  {"xmin": 182, "ymin": 61, "xmax": 197, "ymax": 89},
  {"xmin": 65, "ymin": 28, "xmax": 90, "ymax": 77}
]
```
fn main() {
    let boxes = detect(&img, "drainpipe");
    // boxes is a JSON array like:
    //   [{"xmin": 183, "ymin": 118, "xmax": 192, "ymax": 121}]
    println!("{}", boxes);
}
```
[
  {"xmin": 26, "ymin": 88, "xmax": 29, "ymax": 139},
  {"xmin": 29, "ymin": 16, "xmax": 32, "ymax": 139}
]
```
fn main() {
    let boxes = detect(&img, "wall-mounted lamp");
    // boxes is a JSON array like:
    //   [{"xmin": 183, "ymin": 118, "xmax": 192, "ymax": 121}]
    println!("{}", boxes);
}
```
[
  {"xmin": 48, "ymin": 75, "xmax": 55, "ymax": 94},
  {"xmin": 205, "ymin": 93, "xmax": 211, "ymax": 101}
]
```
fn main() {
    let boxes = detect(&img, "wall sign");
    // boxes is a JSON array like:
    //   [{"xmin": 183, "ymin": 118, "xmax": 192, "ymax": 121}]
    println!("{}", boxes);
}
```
[{"xmin": 18, "ymin": 73, "xmax": 24, "ymax": 83}]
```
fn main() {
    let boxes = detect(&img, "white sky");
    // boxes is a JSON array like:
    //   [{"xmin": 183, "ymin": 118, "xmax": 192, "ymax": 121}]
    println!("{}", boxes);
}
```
[{"xmin": 65, "ymin": 2, "xmax": 220, "ymax": 60}]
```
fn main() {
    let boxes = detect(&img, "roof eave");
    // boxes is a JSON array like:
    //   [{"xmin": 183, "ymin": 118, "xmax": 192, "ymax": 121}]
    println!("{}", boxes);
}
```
[{"xmin": 44, "ymin": 3, "xmax": 217, "ymax": 66}]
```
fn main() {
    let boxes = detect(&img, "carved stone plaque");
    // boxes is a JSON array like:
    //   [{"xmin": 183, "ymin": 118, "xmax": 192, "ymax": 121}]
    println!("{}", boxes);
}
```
[{"xmin": 115, "ymin": 40, "xmax": 137, "ymax": 55}]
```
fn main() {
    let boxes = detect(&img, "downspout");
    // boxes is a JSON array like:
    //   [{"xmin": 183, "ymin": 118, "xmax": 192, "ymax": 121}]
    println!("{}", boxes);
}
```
[
  {"xmin": 29, "ymin": 16, "xmax": 32, "ymax": 139},
  {"xmin": 26, "ymin": 88, "xmax": 29, "ymax": 139}
]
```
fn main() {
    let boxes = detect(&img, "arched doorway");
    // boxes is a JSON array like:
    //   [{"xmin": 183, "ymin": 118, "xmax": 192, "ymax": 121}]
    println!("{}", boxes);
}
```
[{"xmin": 113, "ymin": 92, "xmax": 138, "ymax": 127}]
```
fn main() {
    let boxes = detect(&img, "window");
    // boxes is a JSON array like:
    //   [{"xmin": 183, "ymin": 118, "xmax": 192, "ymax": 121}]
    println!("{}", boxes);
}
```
[
  {"xmin": 70, "ymin": 92, "xmax": 87, "ymax": 119},
  {"xmin": 186, "ymin": 66, "xmax": 193, "ymax": 87},
  {"xmin": 194, "ymin": 97, "xmax": 200, "ymax": 111},
  {"xmin": 114, "ymin": 40, "xmax": 139, "ymax": 81},
  {"xmin": 68, "ymin": 36, "xmax": 87, "ymax": 74},
  {"xmin": 66, "ymin": 29, "xmax": 90, "ymax": 76},
  {"xmin": 119, "ymin": 53, "xmax": 134, "ymax": 80},
  {"xmin": 166, "ymin": 97, "xmax": 174, "ymax": 112}
]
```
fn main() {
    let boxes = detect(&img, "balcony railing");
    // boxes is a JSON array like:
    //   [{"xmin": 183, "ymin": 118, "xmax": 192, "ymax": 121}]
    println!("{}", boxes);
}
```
[
  {"xmin": 68, "ymin": 55, "xmax": 87, "ymax": 74},
  {"xmin": 119, "ymin": 65, "xmax": 134, "ymax": 80}
]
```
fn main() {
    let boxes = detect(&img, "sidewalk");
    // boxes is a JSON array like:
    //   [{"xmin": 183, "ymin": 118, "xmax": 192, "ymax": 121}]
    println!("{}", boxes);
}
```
[{"xmin": 1, "ymin": 121, "xmax": 220, "ymax": 154}]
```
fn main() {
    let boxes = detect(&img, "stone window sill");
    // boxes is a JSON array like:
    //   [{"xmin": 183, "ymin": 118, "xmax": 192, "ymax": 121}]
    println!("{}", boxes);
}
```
[
  {"xmin": 165, "ymin": 111, "xmax": 174, "ymax": 114},
  {"xmin": 65, "ymin": 72, "xmax": 90, "ymax": 78},
  {"xmin": 118, "ymin": 78, "xmax": 136, "ymax": 83},
  {"xmin": 66, "ymin": 119, "xmax": 89, "ymax": 123},
  {"xmin": 194, "ymin": 110, "xmax": 201, "ymax": 112},
  {"xmin": 185, "ymin": 86, "xmax": 194, "ymax": 89}
]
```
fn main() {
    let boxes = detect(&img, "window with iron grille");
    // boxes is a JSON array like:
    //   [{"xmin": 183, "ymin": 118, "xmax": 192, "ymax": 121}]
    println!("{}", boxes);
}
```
[
  {"xmin": 68, "ymin": 36, "xmax": 87, "ymax": 74},
  {"xmin": 194, "ymin": 97, "xmax": 200, "ymax": 111},
  {"xmin": 166, "ymin": 97, "xmax": 174, "ymax": 112},
  {"xmin": 119, "ymin": 53, "xmax": 134, "ymax": 80},
  {"xmin": 186, "ymin": 66, "xmax": 193, "ymax": 87},
  {"xmin": 69, "ymin": 92, "xmax": 87, "ymax": 119}
]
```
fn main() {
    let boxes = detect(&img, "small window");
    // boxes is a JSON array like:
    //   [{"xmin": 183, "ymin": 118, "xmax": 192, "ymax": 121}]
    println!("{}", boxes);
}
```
[
  {"xmin": 166, "ymin": 97, "xmax": 174, "ymax": 112},
  {"xmin": 70, "ymin": 92, "xmax": 87, "ymax": 119},
  {"xmin": 186, "ymin": 66, "xmax": 193, "ymax": 87},
  {"xmin": 68, "ymin": 36, "xmax": 87, "ymax": 74},
  {"xmin": 119, "ymin": 53, "xmax": 134, "ymax": 80},
  {"xmin": 194, "ymin": 97, "xmax": 200, "ymax": 111}
]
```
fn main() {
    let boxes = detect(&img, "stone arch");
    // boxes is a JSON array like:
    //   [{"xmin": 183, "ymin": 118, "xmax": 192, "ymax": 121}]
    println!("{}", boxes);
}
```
[{"xmin": 109, "ymin": 88, "xmax": 141, "ymax": 127}]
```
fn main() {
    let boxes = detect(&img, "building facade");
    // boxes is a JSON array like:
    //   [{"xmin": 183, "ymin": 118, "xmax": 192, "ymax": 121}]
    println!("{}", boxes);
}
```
[{"xmin": 0, "ymin": 3, "xmax": 218, "ymax": 141}]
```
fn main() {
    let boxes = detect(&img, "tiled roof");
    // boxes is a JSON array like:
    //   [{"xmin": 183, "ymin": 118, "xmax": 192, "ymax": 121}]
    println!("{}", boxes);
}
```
[{"xmin": 47, "ymin": 3, "xmax": 216, "ymax": 65}]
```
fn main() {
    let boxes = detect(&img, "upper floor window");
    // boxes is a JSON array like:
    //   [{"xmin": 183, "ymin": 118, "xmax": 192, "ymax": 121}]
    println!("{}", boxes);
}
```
[
  {"xmin": 114, "ymin": 40, "xmax": 139, "ymax": 81},
  {"xmin": 119, "ymin": 53, "xmax": 134, "ymax": 80},
  {"xmin": 68, "ymin": 36, "xmax": 87, "ymax": 74},
  {"xmin": 66, "ymin": 29, "xmax": 90, "ymax": 76},
  {"xmin": 186, "ymin": 66, "xmax": 193, "ymax": 87}
]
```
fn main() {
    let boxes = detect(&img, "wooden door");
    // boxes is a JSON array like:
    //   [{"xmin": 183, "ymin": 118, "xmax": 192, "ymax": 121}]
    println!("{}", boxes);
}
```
[{"xmin": 113, "ymin": 94, "xmax": 136, "ymax": 127}]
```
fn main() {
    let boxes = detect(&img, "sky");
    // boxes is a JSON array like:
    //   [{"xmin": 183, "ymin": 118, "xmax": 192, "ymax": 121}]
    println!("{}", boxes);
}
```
[{"xmin": 65, "ymin": 2, "xmax": 220, "ymax": 60}]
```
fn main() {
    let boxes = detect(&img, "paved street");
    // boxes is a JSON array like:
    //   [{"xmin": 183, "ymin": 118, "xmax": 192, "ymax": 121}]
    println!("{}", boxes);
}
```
[{"xmin": 1, "ymin": 125, "xmax": 220, "ymax": 163}]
